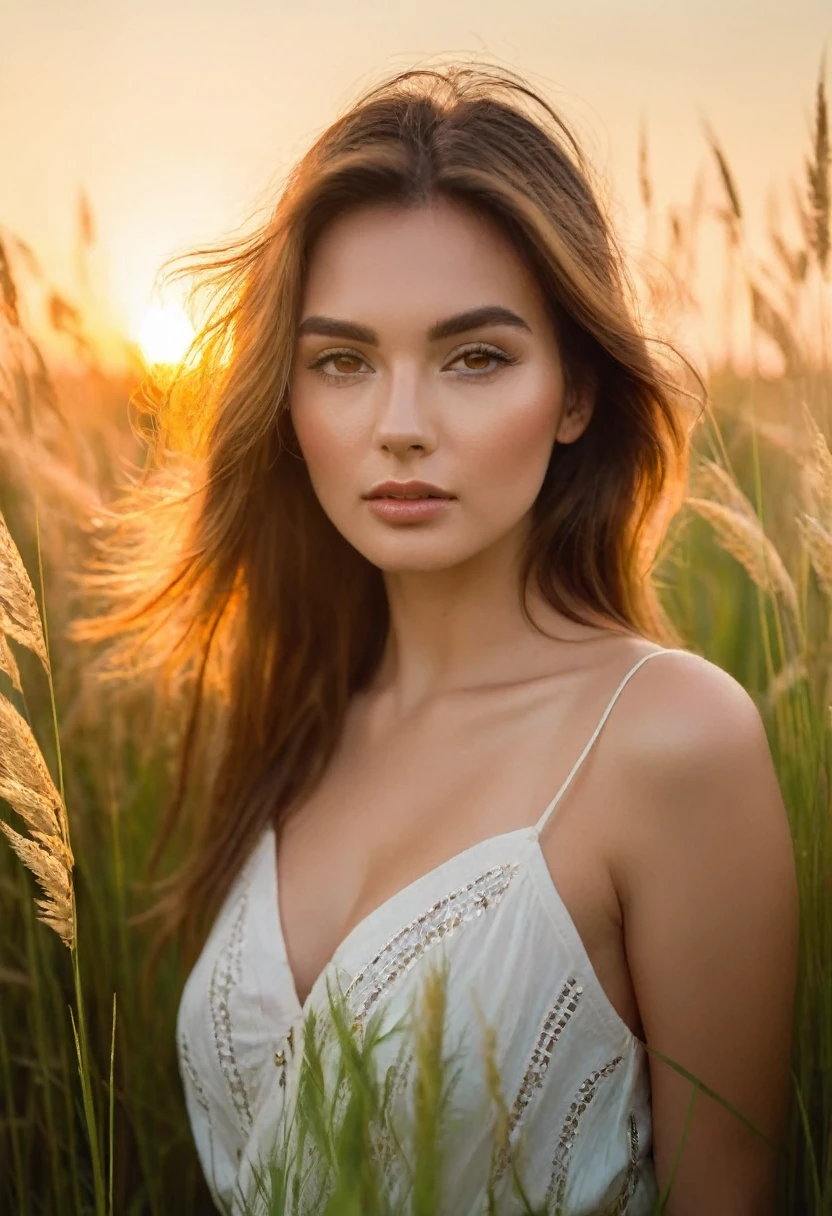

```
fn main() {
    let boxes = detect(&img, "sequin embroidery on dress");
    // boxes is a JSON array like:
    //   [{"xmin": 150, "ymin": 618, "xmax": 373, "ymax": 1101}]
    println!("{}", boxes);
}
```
[{"xmin": 344, "ymin": 861, "xmax": 521, "ymax": 1026}]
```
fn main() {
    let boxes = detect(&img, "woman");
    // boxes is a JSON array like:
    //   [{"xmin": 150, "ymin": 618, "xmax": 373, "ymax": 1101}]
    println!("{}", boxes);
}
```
[{"xmin": 76, "ymin": 64, "xmax": 798, "ymax": 1214}]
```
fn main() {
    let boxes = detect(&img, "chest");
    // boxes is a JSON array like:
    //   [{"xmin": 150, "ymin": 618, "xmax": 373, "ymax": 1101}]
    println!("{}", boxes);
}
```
[
  {"xmin": 178, "ymin": 820, "xmax": 653, "ymax": 1215},
  {"xmin": 274, "ymin": 690, "xmax": 644, "ymax": 1041}
]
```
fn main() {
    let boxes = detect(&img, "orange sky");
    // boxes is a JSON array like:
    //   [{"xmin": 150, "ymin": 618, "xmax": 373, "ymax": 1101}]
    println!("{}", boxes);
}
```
[{"xmin": 1, "ymin": 1, "xmax": 829, "ymax": 372}]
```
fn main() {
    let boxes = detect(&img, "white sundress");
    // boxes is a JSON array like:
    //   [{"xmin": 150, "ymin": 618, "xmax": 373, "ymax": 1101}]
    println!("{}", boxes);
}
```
[{"xmin": 177, "ymin": 647, "xmax": 675, "ymax": 1214}]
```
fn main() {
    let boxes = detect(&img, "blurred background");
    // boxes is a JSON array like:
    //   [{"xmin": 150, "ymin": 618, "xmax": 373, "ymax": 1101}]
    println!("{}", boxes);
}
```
[
  {"xmin": 1, "ymin": 3, "xmax": 831, "ymax": 1213},
  {"xmin": 2, "ymin": 0, "xmax": 829, "ymax": 373}
]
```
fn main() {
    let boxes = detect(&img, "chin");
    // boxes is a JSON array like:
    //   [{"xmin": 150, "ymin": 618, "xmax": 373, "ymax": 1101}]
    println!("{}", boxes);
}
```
[{"xmin": 356, "ymin": 536, "xmax": 488, "ymax": 575}]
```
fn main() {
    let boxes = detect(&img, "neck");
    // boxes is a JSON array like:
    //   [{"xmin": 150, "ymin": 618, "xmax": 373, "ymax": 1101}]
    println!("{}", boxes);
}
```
[{"xmin": 369, "ymin": 531, "xmax": 625, "ymax": 718}]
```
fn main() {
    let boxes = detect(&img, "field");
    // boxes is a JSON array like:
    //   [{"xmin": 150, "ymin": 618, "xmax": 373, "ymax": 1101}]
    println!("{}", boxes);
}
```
[{"xmin": 0, "ymin": 66, "xmax": 830, "ymax": 1215}]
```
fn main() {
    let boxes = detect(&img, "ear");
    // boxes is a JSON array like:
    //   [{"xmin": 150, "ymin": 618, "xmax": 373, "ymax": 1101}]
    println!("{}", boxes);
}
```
[{"xmin": 555, "ymin": 370, "xmax": 597, "ymax": 445}]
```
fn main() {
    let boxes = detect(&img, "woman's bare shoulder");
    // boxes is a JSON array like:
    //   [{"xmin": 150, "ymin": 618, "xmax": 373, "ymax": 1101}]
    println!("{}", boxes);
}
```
[
  {"xmin": 605, "ymin": 645, "xmax": 787, "ymax": 869},
  {"xmin": 616, "ymin": 646, "xmax": 768, "ymax": 769},
  {"xmin": 607, "ymin": 646, "xmax": 799, "ymax": 1210}
]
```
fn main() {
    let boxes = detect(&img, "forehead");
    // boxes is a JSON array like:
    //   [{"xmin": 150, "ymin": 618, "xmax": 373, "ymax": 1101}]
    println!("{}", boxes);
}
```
[{"xmin": 300, "ymin": 198, "xmax": 547, "ymax": 323}]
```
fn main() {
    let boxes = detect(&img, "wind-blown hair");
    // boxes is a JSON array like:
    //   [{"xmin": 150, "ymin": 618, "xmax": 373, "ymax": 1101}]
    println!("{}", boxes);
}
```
[{"xmin": 70, "ymin": 63, "xmax": 701, "ymax": 963}]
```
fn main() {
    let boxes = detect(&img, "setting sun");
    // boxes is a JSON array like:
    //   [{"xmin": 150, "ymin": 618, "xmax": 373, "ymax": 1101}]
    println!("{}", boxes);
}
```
[{"xmin": 135, "ymin": 301, "xmax": 195, "ymax": 365}]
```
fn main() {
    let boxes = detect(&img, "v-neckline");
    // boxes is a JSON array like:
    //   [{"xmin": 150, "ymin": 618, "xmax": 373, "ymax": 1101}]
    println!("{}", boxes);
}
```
[
  {"xmin": 265, "ymin": 823, "xmax": 540, "ymax": 1016},
  {"xmin": 261, "ymin": 647, "xmax": 675, "ymax": 1022}
]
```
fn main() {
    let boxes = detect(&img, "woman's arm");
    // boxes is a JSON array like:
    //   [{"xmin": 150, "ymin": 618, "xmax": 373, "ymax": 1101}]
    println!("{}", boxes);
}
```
[{"xmin": 615, "ymin": 652, "xmax": 800, "ymax": 1216}]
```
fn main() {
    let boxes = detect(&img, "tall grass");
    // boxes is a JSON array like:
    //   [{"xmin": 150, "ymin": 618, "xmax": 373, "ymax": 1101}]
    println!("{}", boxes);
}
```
[
  {"xmin": 0, "ymin": 499, "xmax": 113, "ymax": 1212},
  {"xmin": 0, "ymin": 58, "xmax": 829, "ymax": 1213}
]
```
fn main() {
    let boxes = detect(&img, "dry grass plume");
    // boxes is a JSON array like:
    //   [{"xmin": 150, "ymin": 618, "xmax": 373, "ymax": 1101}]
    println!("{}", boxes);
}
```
[
  {"xmin": 686, "ymin": 495, "xmax": 799, "ymax": 620},
  {"xmin": 0, "ymin": 507, "xmax": 74, "ymax": 947},
  {"xmin": 797, "ymin": 403, "xmax": 832, "ymax": 608}
]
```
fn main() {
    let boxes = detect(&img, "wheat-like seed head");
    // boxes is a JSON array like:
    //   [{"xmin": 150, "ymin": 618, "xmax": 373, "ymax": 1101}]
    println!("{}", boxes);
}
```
[
  {"xmin": 797, "ymin": 514, "xmax": 832, "ymax": 602},
  {"xmin": 0, "ymin": 631, "xmax": 22, "ymax": 693},
  {"xmin": 763, "ymin": 656, "xmax": 810, "ymax": 710},
  {"xmin": 0, "ymin": 692, "xmax": 74, "ymax": 948},
  {"xmin": 800, "ymin": 402, "xmax": 832, "ymax": 532},
  {"xmin": 0, "ymin": 508, "xmax": 49, "ymax": 671},
  {"xmin": 693, "ymin": 460, "xmax": 761, "ymax": 521},
  {"xmin": 0, "ymin": 694, "xmax": 65, "ymax": 838},
  {"xmin": 0, "ymin": 821, "xmax": 73, "ymax": 946},
  {"xmin": 703, "ymin": 121, "xmax": 743, "ymax": 223},
  {"xmin": 0, "ymin": 510, "xmax": 74, "ymax": 947},
  {"xmin": 808, "ymin": 67, "xmax": 830, "ymax": 272},
  {"xmin": 686, "ymin": 497, "xmax": 801, "ymax": 624}
]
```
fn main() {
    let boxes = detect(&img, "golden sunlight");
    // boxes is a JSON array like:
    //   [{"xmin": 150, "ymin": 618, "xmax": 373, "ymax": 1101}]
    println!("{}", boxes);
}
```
[{"xmin": 134, "ymin": 301, "xmax": 195, "ymax": 365}]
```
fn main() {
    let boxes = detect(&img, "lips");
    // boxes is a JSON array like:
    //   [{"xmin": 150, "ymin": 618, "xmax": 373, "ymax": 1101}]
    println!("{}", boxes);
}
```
[
  {"xmin": 366, "ymin": 495, "xmax": 454, "ymax": 521},
  {"xmin": 365, "ymin": 480, "xmax": 453, "ymax": 499}
]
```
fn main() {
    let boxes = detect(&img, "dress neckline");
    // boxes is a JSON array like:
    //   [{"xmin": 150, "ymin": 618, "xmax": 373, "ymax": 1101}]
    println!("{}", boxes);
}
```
[
  {"xmin": 261, "ymin": 647, "xmax": 675, "ymax": 1039},
  {"xmin": 264, "ymin": 821, "xmax": 541, "ymax": 1017},
  {"xmin": 262, "ymin": 822, "xmax": 643, "ymax": 1050}
]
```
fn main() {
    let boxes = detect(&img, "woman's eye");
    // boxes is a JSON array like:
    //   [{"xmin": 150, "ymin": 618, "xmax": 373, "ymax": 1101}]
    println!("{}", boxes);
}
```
[
  {"xmin": 327, "ymin": 353, "xmax": 364, "ymax": 374},
  {"xmin": 450, "ymin": 346, "xmax": 517, "ymax": 376},
  {"xmin": 455, "ymin": 350, "xmax": 497, "ymax": 373},
  {"xmin": 306, "ymin": 344, "xmax": 517, "ymax": 384},
  {"xmin": 307, "ymin": 350, "xmax": 369, "ymax": 382}
]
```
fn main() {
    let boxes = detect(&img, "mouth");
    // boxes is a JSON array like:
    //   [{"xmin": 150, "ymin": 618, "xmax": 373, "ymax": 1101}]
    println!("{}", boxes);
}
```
[
  {"xmin": 364, "ymin": 482, "xmax": 455, "ymax": 500},
  {"xmin": 364, "ymin": 494, "xmax": 455, "ymax": 521}
]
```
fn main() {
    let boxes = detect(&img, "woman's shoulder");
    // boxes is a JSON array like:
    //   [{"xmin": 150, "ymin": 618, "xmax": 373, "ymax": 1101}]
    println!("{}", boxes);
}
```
[
  {"xmin": 602, "ymin": 644, "xmax": 790, "ymax": 908},
  {"xmin": 614, "ymin": 645, "xmax": 768, "ymax": 778}
]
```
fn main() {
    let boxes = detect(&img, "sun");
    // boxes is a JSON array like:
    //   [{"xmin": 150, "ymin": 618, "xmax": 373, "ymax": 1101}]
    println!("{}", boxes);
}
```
[{"xmin": 134, "ymin": 301, "xmax": 195, "ymax": 366}]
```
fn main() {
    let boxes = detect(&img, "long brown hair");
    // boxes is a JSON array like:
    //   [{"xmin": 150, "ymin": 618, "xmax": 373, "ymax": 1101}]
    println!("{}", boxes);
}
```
[{"xmin": 70, "ymin": 62, "xmax": 701, "ymax": 965}]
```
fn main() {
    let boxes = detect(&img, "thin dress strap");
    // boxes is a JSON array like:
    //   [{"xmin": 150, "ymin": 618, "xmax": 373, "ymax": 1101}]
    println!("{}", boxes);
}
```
[{"xmin": 534, "ymin": 647, "xmax": 677, "ymax": 838}]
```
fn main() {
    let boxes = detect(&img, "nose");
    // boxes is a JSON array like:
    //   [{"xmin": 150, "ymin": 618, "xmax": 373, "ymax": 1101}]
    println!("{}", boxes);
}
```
[{"xmin": 372, "ymin": 365, "xmax": 437, "ymax": 456}]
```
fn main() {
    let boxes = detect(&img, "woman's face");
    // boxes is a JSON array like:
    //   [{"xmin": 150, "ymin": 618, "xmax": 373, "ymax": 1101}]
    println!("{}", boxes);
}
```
[{"xmin": 289, "ymin": 197, "xmax": 593, "ymax": 574}]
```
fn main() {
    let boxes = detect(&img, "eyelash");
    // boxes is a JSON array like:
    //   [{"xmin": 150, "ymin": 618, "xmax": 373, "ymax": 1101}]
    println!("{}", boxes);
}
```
[{"xmin": 305, "ymin": 342, "xmax": 519, "ymax": 386}]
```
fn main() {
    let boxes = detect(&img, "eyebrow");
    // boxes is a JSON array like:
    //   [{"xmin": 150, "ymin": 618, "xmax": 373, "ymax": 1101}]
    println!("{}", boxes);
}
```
[{"xmin": 295, "ymin": 305, "xmax": 532, "ymax": 345}]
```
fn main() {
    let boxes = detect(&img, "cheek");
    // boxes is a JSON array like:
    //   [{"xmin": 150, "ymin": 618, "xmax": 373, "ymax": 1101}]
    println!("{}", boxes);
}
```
[
  {"xmin": 460, "ymin": 387, "xmax": 560, "ymax": 511},
  {"xmin": 289, "ymin": 392, "xmax": 362, "ymax": 490}
]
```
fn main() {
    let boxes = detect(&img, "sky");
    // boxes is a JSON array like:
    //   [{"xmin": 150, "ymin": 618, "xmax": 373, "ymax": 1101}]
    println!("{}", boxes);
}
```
[{"xmin": 1, "ymin": 0, "xmax": 829, "ymax": 369}]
